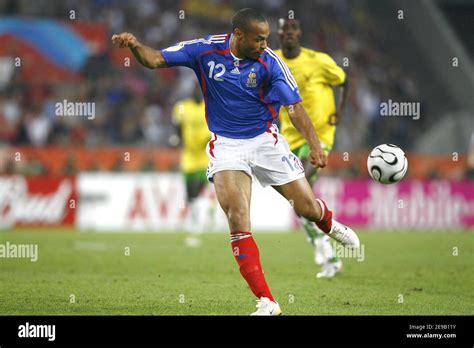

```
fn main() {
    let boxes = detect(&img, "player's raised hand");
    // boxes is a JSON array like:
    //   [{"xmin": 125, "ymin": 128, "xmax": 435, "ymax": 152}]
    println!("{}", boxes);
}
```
[
  {"xmin": 111, "ymin": 32, "xmax": 139, "ymax": 49},
  {"xmin": 309, "ymin": 145, "xmax": 327, "ymax": 169}
]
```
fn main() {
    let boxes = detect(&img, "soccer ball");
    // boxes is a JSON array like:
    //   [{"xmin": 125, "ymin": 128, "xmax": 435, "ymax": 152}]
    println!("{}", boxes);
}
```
[{"xmin": 367, "ymin": 144, "xmax": 408, "ymax": 184}]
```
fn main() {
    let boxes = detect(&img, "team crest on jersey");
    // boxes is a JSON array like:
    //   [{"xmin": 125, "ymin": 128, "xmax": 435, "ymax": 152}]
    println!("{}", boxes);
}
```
[{"xmin": 246, "ymin": 69, "xmax": 257, "ymax": 88}]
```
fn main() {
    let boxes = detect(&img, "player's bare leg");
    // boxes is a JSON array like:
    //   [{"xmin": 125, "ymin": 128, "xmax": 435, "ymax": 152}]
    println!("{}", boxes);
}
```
[
  {"xmin": 298, "ymin": 160, "xmax": 323, "ymax": 255},
  {"xmin": 272, "ymin": 177, "xmax": 360, "ymax": 249},
  {"xmin": 213, "ymin": 170, "xmax": 281, "ymax": 315},
  {"xmin": 213, "ymin": 170, "xmax": 252, "ymax": 231}
]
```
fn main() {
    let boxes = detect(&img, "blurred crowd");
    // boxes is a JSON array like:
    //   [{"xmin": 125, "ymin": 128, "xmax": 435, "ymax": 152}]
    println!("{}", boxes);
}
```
[{"xmin": 0, "ymin": 0, "xmax": 429, "ymax": 152}]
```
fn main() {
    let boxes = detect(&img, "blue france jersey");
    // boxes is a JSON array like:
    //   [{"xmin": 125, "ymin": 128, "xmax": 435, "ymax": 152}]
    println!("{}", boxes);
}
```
[{"xmin": 161, "ymin": 33, "xmax": 301, "ymax": 139}]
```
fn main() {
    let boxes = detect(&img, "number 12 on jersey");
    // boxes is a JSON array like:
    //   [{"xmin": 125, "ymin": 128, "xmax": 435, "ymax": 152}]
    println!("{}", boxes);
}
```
[{"xmin": 208, "ymin": 61, "xmax": 225, "ymax": 81}]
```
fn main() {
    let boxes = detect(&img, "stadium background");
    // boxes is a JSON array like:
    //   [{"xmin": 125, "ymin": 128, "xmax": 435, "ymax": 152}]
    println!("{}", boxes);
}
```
[{"xmin": 0, "ymin": 0, "xmax": 473, "ymax": 315}]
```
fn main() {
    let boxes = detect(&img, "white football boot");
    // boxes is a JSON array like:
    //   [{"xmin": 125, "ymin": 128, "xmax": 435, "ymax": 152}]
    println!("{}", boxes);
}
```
[
  {"xmin": 250, "ymin": 297, "xmax": 282, "ymax": 316},
  {"xmin": 327, "ymin": 219, "xmax": 360, "ymax": 249}
]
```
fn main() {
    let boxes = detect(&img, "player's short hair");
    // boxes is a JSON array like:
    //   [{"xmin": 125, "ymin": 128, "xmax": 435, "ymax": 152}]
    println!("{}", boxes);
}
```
[{"xmin": 231, "ymin": 8, "xmax": 267, "ymax": 33}]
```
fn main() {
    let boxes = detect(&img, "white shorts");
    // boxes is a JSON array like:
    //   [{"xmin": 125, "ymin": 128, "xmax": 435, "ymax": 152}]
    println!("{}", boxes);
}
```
[{"xmin": 205, "ymin": 124, "xmax": 305, "ymax": 187}]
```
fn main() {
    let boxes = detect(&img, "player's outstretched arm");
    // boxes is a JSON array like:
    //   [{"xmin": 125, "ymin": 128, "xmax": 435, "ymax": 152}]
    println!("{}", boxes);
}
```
[
  {"xmin": 111, "ymin": 32, "xmax": 167, "ymax": 69},
  {"xmin": 285, "ymin": 102, "xmax": 327, "ymax": 168}
]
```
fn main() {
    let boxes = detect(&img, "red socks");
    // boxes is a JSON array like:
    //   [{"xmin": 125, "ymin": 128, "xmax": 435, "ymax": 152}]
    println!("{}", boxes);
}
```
[
  {"xmin": 228, "ymin": 200, "xmax": 331, "ymax": 301},
  {"xmin": 314, "ymin": 198, "xmax": 333, "ymax": 234},
  {"xmin": 230, "ymin": 232, "xmax": 274, "ymax": 301}
]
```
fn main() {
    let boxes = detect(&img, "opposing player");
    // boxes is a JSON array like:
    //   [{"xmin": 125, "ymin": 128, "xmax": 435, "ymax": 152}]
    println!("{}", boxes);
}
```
[
  {"xmin": 112, "ymin": 8, "xmax": 359, "ymax": 315},
  {"xmin": 172, "ymin": 82, "xmax": 212, "ymax": 247},
  {"xmin": 276, "ymin": 19, "xmax": 349, "ymax": 278}
]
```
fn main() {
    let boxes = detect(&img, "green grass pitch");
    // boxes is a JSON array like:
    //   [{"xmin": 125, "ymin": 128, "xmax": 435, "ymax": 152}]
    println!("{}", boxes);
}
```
[{"xmin": 0, "ymin": 229, "xmax": 473, "ymax": 315}]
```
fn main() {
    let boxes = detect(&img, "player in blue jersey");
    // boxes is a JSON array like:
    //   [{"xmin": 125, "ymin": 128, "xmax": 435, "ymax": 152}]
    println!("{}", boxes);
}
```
[{"xmin": 112, "ymin": 8, "xmax": 359, "ymax": 316}]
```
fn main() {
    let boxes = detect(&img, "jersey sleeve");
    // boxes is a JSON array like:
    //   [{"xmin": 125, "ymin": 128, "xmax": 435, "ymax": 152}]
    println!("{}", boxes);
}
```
[
  {"xmin": 160, "ymin": 38, "xmax": 207, "ymax": 69},
  {"xmin": 267, "ymin": 55, "xmax": 302, "ymax": 105},
  {"xmin": 319, "ymin": 53, "xmax": 346, "ymax": 86}
]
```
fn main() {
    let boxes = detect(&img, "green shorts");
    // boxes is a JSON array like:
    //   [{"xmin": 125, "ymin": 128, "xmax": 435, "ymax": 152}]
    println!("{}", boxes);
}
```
[
  {"xmin": 183, "ymin": 170, "xmax": 208, "ymax": 201},
  {"xmin": 184, "ymin": 170, "xmax": 208, "ymax": 185},
  {"xmin": 292, "ymin": 142, "xmax": 332, "ymax": 159}
]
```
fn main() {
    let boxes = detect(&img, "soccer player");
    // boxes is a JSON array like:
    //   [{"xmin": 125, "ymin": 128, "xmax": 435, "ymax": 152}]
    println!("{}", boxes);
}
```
[
  {"xmin": 172, "ymin": 82, "xmax": 212, "ymax": 247},
  {"xmin": 112, "ymin": 8, "xmax": 359, "ymax": 315},
  {"xmin": 275, "ymin": 18, "xmax": 348, "ymax": 278}
]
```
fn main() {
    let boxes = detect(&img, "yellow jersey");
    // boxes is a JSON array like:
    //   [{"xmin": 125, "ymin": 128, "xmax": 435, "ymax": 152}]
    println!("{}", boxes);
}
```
[
  {"xmin": 275, "ymin": 47, "xmax": 346, "ymax": 150},
  {"xmin": 172, "ymin": 98, "xmax": 210, "ymax": 173}
]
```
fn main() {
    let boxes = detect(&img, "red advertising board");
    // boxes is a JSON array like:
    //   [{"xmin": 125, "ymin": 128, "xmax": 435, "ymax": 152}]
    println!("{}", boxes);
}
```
[{"xmin": 0, "ymin": 176, "xmax": 76, "ymax": 228}]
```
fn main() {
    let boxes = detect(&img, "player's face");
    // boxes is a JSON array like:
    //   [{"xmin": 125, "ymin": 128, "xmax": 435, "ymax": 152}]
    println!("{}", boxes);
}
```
[
  {"xmin": 279, "ymin": 20, "xmax": 302, "ymax": 48},
  {"xmin": 240, "ymin": 20, "xmax": 270, "ymax": 60}
]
